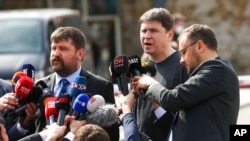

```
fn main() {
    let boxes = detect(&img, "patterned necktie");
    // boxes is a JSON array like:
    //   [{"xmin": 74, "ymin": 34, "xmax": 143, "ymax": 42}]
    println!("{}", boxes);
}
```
[{"xmin": 59, "ymin": 79, "xmax": 70, "ymax": 95}]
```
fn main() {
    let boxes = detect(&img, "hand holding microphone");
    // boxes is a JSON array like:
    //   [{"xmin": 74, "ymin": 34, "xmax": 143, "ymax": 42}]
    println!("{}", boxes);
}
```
[{"xmin": 0, "ymin": 93, "xmax": 18, "ymax": 111}]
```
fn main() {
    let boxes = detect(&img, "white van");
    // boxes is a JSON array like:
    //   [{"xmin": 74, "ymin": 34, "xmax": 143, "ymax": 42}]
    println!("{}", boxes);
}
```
[{"xmin": 0, "ymin": 8, "xmax": 82, "ymax": 80}]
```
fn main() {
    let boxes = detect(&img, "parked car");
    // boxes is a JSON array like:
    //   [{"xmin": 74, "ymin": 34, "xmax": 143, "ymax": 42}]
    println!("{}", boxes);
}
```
[
  {"xmin": 0, "ymin": 8, "xmax": 82, "ymax": 80},
  {"xmin": 238, "ymin": 75, "xmax": 250, "ymax": 88}
]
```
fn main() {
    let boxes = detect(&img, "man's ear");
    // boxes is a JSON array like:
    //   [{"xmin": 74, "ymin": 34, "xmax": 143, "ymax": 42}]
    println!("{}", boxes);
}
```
[{"xmin": 78, "ymin": 48, "xmax": 85, "ymax": 61}]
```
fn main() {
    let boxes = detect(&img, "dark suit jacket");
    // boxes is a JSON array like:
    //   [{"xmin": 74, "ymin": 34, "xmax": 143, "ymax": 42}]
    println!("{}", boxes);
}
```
[
  {"xmin": 18, "ymin": 133, "xmax": 70, "ymax": 141},
  {"xmin": 34, "ymin": 69, "xmax": 119, "ymax": 141},
  {"xmin": 122, "ymin": 113, "xmax": 141, "ymax": 141},
  {"xmin": 146, "ymin": 59, "xmax": 239, "ymax": 141}
]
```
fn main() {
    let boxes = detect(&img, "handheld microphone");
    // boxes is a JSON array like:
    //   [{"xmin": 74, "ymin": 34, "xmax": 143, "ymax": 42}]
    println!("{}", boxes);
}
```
[
  {"xmin": 141, "ymin": 59, "xmax": 157, "ymax": 77},
  {"xmin": 128, "ymin": 55, "xmax": 142, "ymax": 77},
  {"xmin": 45, "ymin": 97, "xmax": 58, "ymax": 125},
  {"xmin": 78, "ymin": 94, "xmax": 105, "ymax": 120},
  {"xmin": 109, "ymin": 60, "xmax": 123, "ymax": 92},
  {"xmin": 113, "ymin": 55, "xmax": 130, "ymax": 95},
  {"xmin": 14, "ymin": 76, "xmax": 34, "ymax": 98},
  {"xmin": 35, "ymin": 80, "xmax": 52, "ymax": 94},
  {"xmin": 21, "ymin": 63, "xmax": 35, "ymax": 81},
  {"xmin": 55, "ymin": 94, "xmax": 71, "ymax": 126},
  {"xmin": 70, "ymin": 76, "xmax": 87, "ymax": 102},
  {"xmin": 140, "ymin": 59, "xmax": 157, "ymax": 98},
  {"xmin": 11, "ymin": 71, "xmax": 27, "ymax": 91},
  {"xmin": 86, "ymin": 104, "xmax": 118, "ymax": 127},
  {"xmin": 39, "ymin": 93, "xmax": 54, "ymax": 117},
  {"xmin": 87, "ymin": 95, "xmax": 105, "ymax": 113},
  {"xmin": 8, "ymin": 86, "xmax": 43, "ymax": 117},
  {"xmin": 71, "ymin": 93, "xmax": 89, "ymax": 120},
  {"xmin": 3, "ymin": 74, "xmax": 32, "ymax": 118}
]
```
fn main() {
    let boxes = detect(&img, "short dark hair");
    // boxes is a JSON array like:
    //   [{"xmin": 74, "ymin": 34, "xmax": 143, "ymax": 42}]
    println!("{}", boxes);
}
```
[
  {"xmin": 139, "ymin": 8, "xmax": 174, "ymax": 31},
  {"xmin": 178, "ymin": 24, "xmax": 217, "ymax": 50},
  {"xmin": 74, "ymin": 124, "xmax": 110, "ymax": 141},
  {"xmin": 50, "ymin": 26, "xmax": 86, "ymax": 50}
]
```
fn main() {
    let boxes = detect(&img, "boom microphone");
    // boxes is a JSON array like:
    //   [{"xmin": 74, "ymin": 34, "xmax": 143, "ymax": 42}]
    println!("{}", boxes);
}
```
[
  {"xmin": 55, "ymin": 94, "xmax": 71, "ymax": 125},
  {"xmin": 21, "ymin": 63, "xmax": 35, "ymax": 81},
  {"xmin": 113, "ymin": 55, "xmax": 130, "ymax": 95},
  {"xmin": 86, "ymin": 104, "xmax": 118, "ymax": 127},
  {"xmin": 71, "ymin": 93, "xmax": 89, "ymax": 120}
]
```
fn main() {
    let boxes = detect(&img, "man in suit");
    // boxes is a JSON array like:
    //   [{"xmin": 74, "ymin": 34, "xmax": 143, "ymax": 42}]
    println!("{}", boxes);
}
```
[
  {"xmin": 132, "ymin": 24, "xmax": 239, "ymax": 141},
  {"xmin": 34, "ymin": 27, "xmax": 119, "ymax": 141}
]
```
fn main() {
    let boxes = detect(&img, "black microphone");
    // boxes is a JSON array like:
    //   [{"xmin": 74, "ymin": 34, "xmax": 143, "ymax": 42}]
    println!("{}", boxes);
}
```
[
  {"xmin": 113, "ymin": 55, "xmax": 130, "ymax": 95},
  {"xmin": 8, "ymin": 86, "xmax": 43, "ymax": 117},
  {"xmin": 35, "ymin": 80, "xmax": 52, "ymax": 94},
  {"xmin": 140, "ymin": 59, "xmax": 157, "ymax": 98},
  {"xmin": 109, "ymin": 60, "xmax": 123, "ymax": 92},
  {"xmin": 55, "ymin": 94, "xmax": 71, "ymax": 125},
  {"xmin": 128, "ymin": 55, "xmax": 142, "ymax": 77}
]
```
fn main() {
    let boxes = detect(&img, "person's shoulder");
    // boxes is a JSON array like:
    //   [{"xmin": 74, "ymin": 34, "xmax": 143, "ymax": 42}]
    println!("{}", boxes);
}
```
[
  {"xmin": 0, "ymin": 78, "xmax": 12, "ymax": 94},
  {"xmin": 85, "ymin": 71, "xmax": 111, "ymax": 83},
  {"xmin": 35, "ymin": 73, "xmax": 55, "ymax": 84}
]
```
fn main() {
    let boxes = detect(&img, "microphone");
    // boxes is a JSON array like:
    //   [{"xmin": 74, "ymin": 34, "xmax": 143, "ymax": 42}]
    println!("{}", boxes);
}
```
[
  {"xmin": 109, "ymin": 60, "xmax": 123, "ymax": 92},
  {"xmin": 70, "ymin": 76, "xmax": 87, "ymax": 103},
  {"xmin": 141, "ymin": 59, "xmax": 157, "ymax": 77},
  {"xmin": 128, "ymin": 55, "xmax": 142, "ymax": 77},
  {"xmin": 87, "ymin": 94, "xmax": 105, "ymax": 113},
  {"xmin": 45, "ymin": 97, "xmax": 58, "ymax": 125},
  {"xmin": 21, "ymin": 63, "xmax": 35, "ymax": 81},
  {"xmin": 78, "ymin": 94, "xmax": 105, "ymax": 120},
  {"xmin": 86, "ymin": 104, "xmax": 118, "ymax": 127},
  {"xmin": 11, "ymin": 71, "xmax": 27, "ymax": 91},
  {"xmin": 55, "ymin": 94, "xmax": 71, "ymax": 125},
  {"xmin": 39, "ymin": 93, "xmax": 54, "ymax": 117},
  {"xmin": 35, "ymin": 80, "xmax": 52, "ymax": 94},
  {"xmin": 71, "ymin": 93, "xmax": 89, "ymax": 120},
  {"xmin": 140, "ymin": 59, "xmax": 157, "ymax": 98},
  {"xmin": 113, "ymin": 55, "xmax": 130, "ymax": 95},
  {"xmin": 8, "ymin": 86, "xmax": 43, "ymax": 117}
]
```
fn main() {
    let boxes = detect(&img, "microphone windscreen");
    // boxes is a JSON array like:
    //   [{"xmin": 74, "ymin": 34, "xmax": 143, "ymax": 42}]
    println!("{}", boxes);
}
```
[
  {"xmin": 141, "ymin": 59, "xmax": 157, "ymax": 77},
  {"xmin": 70, "ymin": 76, "xmax": 87, "ymax": 98},
  {"xmin": 86, "ymin": 104, "xmax": 118, "ymax": 127},
  {"xmin": 21, "ymin": 63, "xmax": 35, "ymax": 81},
  {"xmin": 72, "ymin": 93, "xmax": 89, "ymax": 113},
  {"xmin": 128, "ymin": 55, "xmax": 142, "ymax": 77},
  {"xmin": 113, "ymin": 55, "xmax": 130, "ymax": 74},
  {"xmin": 15, "ymin": 76, "xmax": 33, "ymax": 98},
  {"xmin": 87, "ymin": 95, "xmax": 105, "ymax": 113}
]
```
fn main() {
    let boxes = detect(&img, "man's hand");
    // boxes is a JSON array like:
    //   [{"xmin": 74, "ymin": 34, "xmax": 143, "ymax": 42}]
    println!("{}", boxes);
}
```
[
  {"xmin": 20, "ymin": 102, "xmax": 38, "ymax": 129},
  {"xmin": 132, "ymin": 75, "xmax": 158, "ymax": 94},
  {"xmin": 45, "ymin": 123, "xmax": 67, "ymax": 141},
  {"xmin": 118, "ymin": 92, "xmax": 136, "ymax": 115},
  {"xmin": 0, "ymin": 93, "xmax": 18, "ymax": 111},
  {"xmin": 64, "ymin": 115, "xmax": 87, "ymax": 135}
]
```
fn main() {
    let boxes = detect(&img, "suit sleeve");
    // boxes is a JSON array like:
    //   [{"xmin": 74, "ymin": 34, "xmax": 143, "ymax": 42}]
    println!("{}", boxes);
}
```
[
  {"xmin": 17, "ymin": 133, "xmax": 43, "ymax": 141},
  {"xmin": 122, "ymin": 113, "xmax": 141, "ymax": 141}
]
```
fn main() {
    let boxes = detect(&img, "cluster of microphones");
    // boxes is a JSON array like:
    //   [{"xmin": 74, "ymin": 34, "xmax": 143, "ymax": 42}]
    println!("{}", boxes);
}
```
[
  {"xmin": 109, "ymin": 54, "xmax": 157, "ymax": 96},
  {"xmin": 2, "ymin": 63, "xmax": 120, "ymax": 128}
]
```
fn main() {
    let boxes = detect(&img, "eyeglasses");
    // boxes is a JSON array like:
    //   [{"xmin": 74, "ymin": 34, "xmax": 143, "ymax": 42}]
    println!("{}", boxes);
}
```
[{"xmin": 178, "ymin": 40, "xmax": 197, "ymax": 56}]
